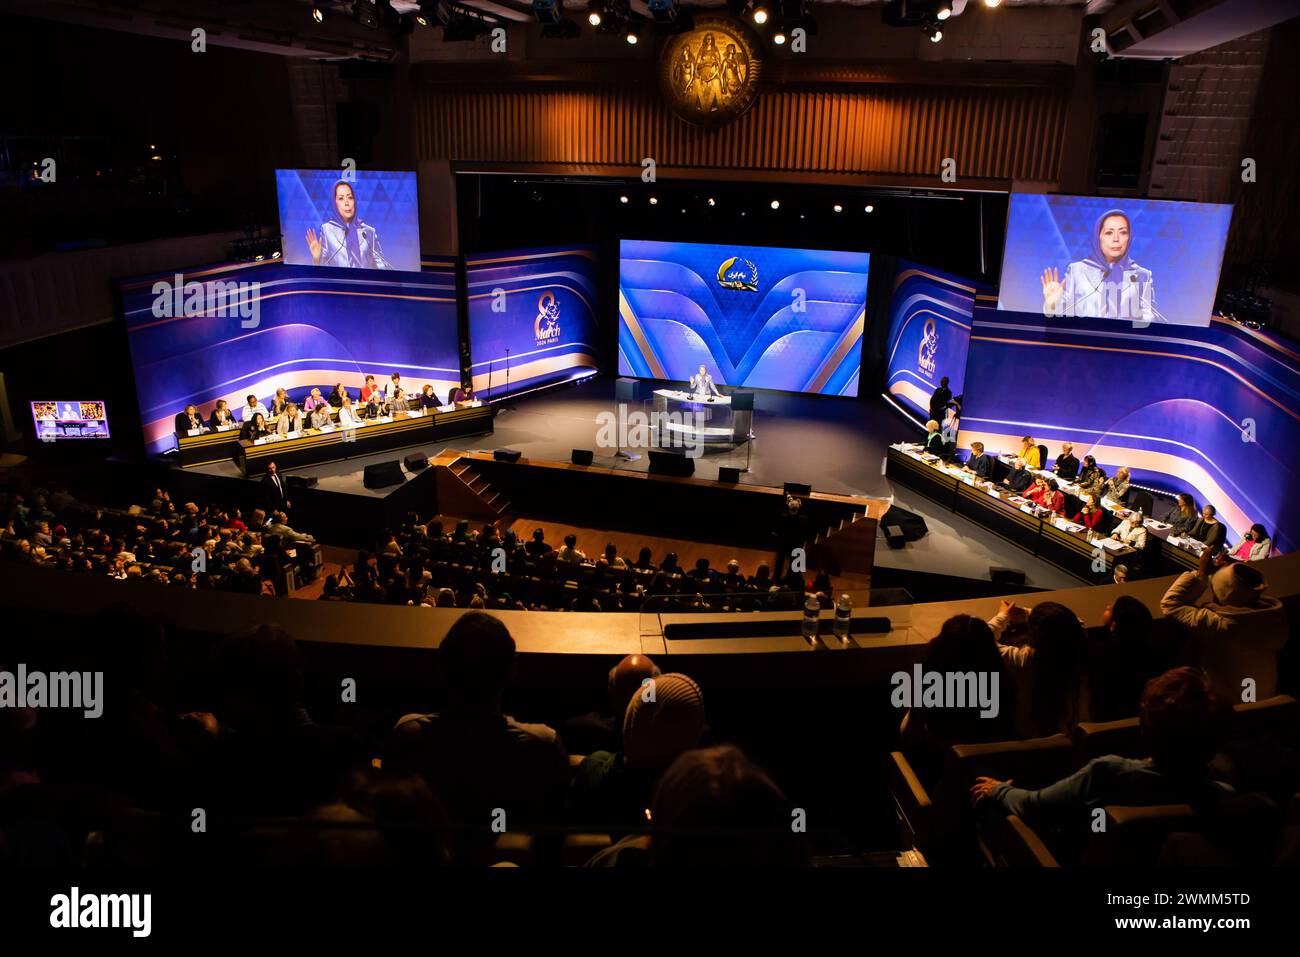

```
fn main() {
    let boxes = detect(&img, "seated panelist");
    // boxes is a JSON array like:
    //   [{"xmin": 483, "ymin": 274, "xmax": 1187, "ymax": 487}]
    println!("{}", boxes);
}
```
[
  {"xmin": 360, "ymin": 375, "xmax": 385, "ymax": 412},
  {"xmin": 240, "ymin": 413, "xmax": 269, "ymax": 441},
  {"xmin": 277, "ymin": 402, "xmax": 305, "ymax": 435},
  {"xmin": 1053, "ymin": 442, "xmax": 1080, "ymax": 481},
  {"xmin": 963, "ymin": 441, "xmax": 996, "ymax": 481},
  {"xmin": 386, "ymin": 372, "xmax": 406, "ymax": 409},
  {"xmin": 1071, "ymin": 493, "xmax": 1104, "ymax": 531},
  {"xmin": 327, "ymin": 382, "xmax": 348, "ymax": 408},
  {"xmin": 689, "ymin": 364, "xmax": 721, "ymax": 398},
  {"xmin": 419, "ymin": 383, "xmax": 442, "ymax": 411},
  {"xmin": 241, "ymin": 394, "xmax": 269, "ymax": 423},
  {"xmin": 209, "ymin": 399, "xmax": 235, "ymax": 430},
  {"xmin": 308, "ymin": 405, "xmax": 332, "ymax": 430},
  {"xmin": 303, "ymin": 388, "xmax": 327, "ymax": 413},
  {"xmin": 175, "ymin": 404, "xmax": 204, "ymax": 435},
  {"xmin": 269, "ymin": 387, "xmax": 291, "ymax": 418},
  {"xmin": 923, "ymin": 419, "xmax": 945, "ymax": 457},
  {"xmin": 337, "ymin": 394, "xmax": 362, "ymax": 429},
  {"xmin": 1002, "ymin": 459, "xmax": 1033, "ymax": 495}
]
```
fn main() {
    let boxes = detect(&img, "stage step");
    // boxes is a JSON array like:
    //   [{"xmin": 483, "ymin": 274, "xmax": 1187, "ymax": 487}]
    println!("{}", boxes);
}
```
[
  {"xmin": 434, "ymin": 460, "xmax": 513, "ymax": 523},
  {"xmin": 809, "ymin": 507, "xmax": 877, "ymax": 580}
]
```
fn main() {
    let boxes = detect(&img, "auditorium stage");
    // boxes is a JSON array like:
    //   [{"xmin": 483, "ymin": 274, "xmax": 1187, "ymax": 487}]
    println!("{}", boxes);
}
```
[{"xmin": 185, "ymin": 378, "xmax": 1084, "ymax": 590}]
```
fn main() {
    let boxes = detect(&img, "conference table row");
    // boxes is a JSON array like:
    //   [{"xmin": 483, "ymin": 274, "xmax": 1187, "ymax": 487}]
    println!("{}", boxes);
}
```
[
  {"xmin": 886, "ymin": 444, "xmax": 1200, "ymax": 582},
  {"xmin": 176, "ymin": 403, "xmax": 495, "ymax": 476}
]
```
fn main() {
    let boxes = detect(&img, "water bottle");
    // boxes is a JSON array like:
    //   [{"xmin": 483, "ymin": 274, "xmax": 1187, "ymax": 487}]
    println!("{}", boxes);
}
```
[
  {"xmin": 802, "ymin": 593, "xmax": 820, "ymax": 642},
  {"xmin": 833, "ymin": 594, "xmax": 852, "ymax": 641}
]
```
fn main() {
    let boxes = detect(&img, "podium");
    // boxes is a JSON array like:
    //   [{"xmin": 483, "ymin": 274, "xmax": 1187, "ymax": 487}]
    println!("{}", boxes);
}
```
[{"xmin": 651, "ymin": 389, "xmax": 753, "ymax": 451}]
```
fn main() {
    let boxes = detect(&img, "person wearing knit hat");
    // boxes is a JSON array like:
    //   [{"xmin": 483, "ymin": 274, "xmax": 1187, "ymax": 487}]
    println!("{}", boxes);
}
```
[{"xmin": 571, "ymin": 673, "xmax": 705, "ymax": 832}]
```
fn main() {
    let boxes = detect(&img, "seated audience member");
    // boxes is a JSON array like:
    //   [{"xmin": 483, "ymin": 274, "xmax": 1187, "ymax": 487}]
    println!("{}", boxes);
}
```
[
  {"xmin": 1001, "ymin": 459, "xmax": 1033, "ymax": 495},
  {"xmin": 923, "ymin": 420, "xmax": 945, "ymax": 457},
  {"xmin": 632, "ymin": 547, "xmax": 656, "ymax": 572},
  {"xmin": 603, "ymin": 543, "xmax": 627, "ymax": 569},
  {"xmin": 241, "ymin": 393, "xmax": 268, "ymax": 423},
  {"xmin": 308, "ymin": 404, "xmax": 331, "ymax": 430},
  {"xmin": 524, "ymin": 528, "xmax": 552, "ymax": 558},
  {"xmin": 326, "ymin": 383, "xmax": 347, "ymax": 408},
  {"xmin": 1089, "ymin": 595, "xmax": 1164, "ymax": 722},
  {"xmin": 562, "ymin": 654, "xmax": 661, "ymax": 755},
  {"xmin": 1019, "ymin": 436, "xmax": 1042, "ymax": 470},
  {"xmin": 240, "ymin": 413, "xmax": 269, "ymax": 441},
  {"xmin": 1113, "ymin": 564, "xmax": 1130, "ymax": 585},
  {"xmin": 1111, "ymin": 510, "xmax": 1148, "ymax": 550},
  {"xmin": 1076, "ymin": 455, "xmax": 1106, "ymax": 498},
  {"xmin": 1160, "ymin": 549, "xmax": 1288, "ymax": 700},
  {"xmin": 649, "ymin": 745, "xmax": 810, "ymax": 867},
  {"xmin": 418, "ymin": 384, "xmax": 442, "ymax": 411},
  {"xmin": 384, "ymin": 612, "xmax": 569, "ymax": 865},
  {"xmin": 988, "ymin": 600, "xmax": 1090, "ymax": 738},
  {"xmin": 1052, "ymin": 442, "xmax": 1080, "ymax": 481},
  {"xmin": 198, "ymin": 625, "xmax": 369, "ymax": 821},
  {"xmin": 572, "ymin": 673, "xmax": 706, "ymax": 831},
  {"xmin": 175, "ymin": 404, "xmax": 204, "ymax": 435},
  {"xmin": 1189, "ymin": 504, "xmax": 1227, "ymax": 551},
  {"xmin": 1101, "ymin": 466, "xmax": 1130, "ymax": 503},
  {"xmin": 276, "ymin": 402, "xmax": 305, "ymax": 435},
  {"xmin": 1230, "ymin": 524, "xmax": 1272, "ymax": 562},
  {"xmin": 336, "ymin": 394, "xmax": 362, "ymax": 430},
  {"xmin": 209, "ymin": 399, "xmax": 235, "ymax": 430},
  {"xmin": 963, "ymin": 441, "xmax": 996, "ymax": 481},
  {"xmin": 267, "ymin": 510, "xmax": 313, "ymax": 544},
  {"xmin": 1162, "ymin": 493, "xmax": 1199, "ymax": 538},
  {"xmin": 557, "ymin": 534, "xmax": 587, "ymax": 563},
  {"xmin": 748, "ymin": 562, "xmax": 772, "ymax": 590},
  {"xmin": 1071, "ymin": 493, "xmax": 1104, "ymax": 532},
  {"xmin": 971, "ymin": 668, "xmax": 1232, "ymax": 834},
  {"xmin": 269, "ymin": 388, "xmax": 290, "ymax": 417},
  {"xmin": 900, "ymin": 615, "xmax": 1012, "ymax": 785},
  {"xmin": 303, "ymin": 388, "xmax": 327, "ymax": 413},
  {"xmin": 721, "ymin": 559, "xmax": 745, "ymax": 591}
]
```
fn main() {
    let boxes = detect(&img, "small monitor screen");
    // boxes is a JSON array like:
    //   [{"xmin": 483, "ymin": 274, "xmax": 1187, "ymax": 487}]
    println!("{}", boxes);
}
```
[{"xmin": 32, "ymin": 401, "xmax": 110, "ymax": 441}]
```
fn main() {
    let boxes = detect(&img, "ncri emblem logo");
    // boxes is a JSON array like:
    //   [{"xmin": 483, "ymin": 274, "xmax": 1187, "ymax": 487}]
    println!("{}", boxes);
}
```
[
  {"xmin": 715, "ymin": 256, "xmax": 759, "ymax": 292},
  {"xmin": 918, "ymin": 318, "xmax": 939, "ymax": 378},
  {"xmin": 534, "ymin": 291, "xmax": 562, "ymax": 346}
]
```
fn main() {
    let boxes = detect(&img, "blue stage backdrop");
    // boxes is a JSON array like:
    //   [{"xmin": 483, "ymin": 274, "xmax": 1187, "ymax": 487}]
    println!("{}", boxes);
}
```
[
  {"xmin": 997, "ymin": 194, "xmax": 1232, "ymax": 327},
  {"xmin": 957, "ymin": 309, "xmax": 1300, "ymax": 553},
  {"xmin": 884, "ymin": 260, "xmax": 981, "ymax": 420},
  {"xmin": 120, "ymin": 259, "xmax": 459, "ymax": 457},
  {"xmin": 276, "ymin": 169, "xmax": 421, "ymax": 272},
  {"xmin": 619, "ymin": 239, "xmax": 869, "ymax": 397},
  {"xmin": 466, "ymin": 246, "xmax": 600, "ymax": 399}
]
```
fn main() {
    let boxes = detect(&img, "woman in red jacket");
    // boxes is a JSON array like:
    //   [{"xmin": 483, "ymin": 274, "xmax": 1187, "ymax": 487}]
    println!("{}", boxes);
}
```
[
  {"xmin": 1071, "ymin": 493, "xmax": 1103, "ymax": 531},
  {"xmin": 1040, "ymin": 478, "xmax": 1065, "ymax": 514}
]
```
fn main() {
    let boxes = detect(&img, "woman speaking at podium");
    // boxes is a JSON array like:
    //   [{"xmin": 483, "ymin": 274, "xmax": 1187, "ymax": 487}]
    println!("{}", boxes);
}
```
[{"xmin": 689, "ymin": 364, "xmax": 721, "ymax": 398}]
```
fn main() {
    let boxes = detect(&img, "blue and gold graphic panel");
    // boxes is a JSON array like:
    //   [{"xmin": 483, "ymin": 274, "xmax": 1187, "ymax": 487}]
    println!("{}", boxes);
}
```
[
  {"xmin": 466, "ymin": 246, "xmax": 600, "ymax": 400},
  {"xmin": 120, "ymin": 259, "xmax": 459, "ymax": 457},
  {"xmin": 959, "ymin": 309, "xmax": 1300, "ymax": 553},
  {"xmin": 884, "ymin": 260, "xmax": 979, "ymax": 419},
  {"xmin": 618, "ymin": 239, "xmax": 869, "ymax": 397}
]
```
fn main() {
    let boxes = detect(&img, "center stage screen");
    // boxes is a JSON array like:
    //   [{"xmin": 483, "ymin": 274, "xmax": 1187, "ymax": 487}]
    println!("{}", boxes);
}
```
[
  {"xmin": 618, "ymin": 239, "xmax": 869, "ymax": 397},
  {"xmin": 997, "ymin": 194, "xmax": 1232, "ymax": 327},
  {"xmin": 120, "ymin": 259, "xmax": 459, "ymax": 457},
  {"xmin": 275, "ymin": 169, "xmax": 421, "ymax": 272},
  {"xmin": 466, "ymin": 246, "xmax": 600, "ymax": 399}
]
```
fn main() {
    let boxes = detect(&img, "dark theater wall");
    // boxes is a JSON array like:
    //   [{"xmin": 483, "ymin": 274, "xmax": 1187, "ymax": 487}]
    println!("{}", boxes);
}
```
[{"xmin": 412, "ymin": 65, "xmax": 1071, "ymax": 185}]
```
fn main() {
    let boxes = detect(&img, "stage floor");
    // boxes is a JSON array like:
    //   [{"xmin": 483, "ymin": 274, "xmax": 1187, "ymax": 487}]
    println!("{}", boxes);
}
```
[{"xmin": 187, "ymin": 378, "xmax": 1083, "ymax": 589}]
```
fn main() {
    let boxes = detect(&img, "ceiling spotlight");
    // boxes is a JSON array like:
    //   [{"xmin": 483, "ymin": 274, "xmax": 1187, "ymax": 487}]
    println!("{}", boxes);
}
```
[
  {"xmin": 625, "ymin": 22, "xmax": 641, "ymax": 44},
  {"xmin": 649, "ymin": 196, "xmax": 658, "ymax": 205},
  {"xmin": 770, "ymin": 199, "xmax": 780, "ymax": 209},
  {"xmin": 773, "ymin": 29, "xmax": 786, "ymax": 45},
  {"xmin": 984, "ymin": 0, "xmax": 1002, "ymax": 7},
  {"xmin": 751, "ymin": 2, "xmax": 769, "ymax": 25},
  {"xmin": 927, "ymin": 24, "xmax": 943, "ymax": 42},
  {"xmin": 587, "ymin": 1, "xmax": 603, "ymax": 26},
  {"xmin": 311, "ymin": 6, "xmax": 327, "ymax": 24},
  {"xmin": 936, "ymin": 2, "xmax": 952, "ymax": 20},
  {"xmin": 833, "ymin": 204, "xmax": 843, "ymax": 213},
  {"xmin": 619, "ymin": 194, "xmax": 629, "ymax": 203},
  {"xmin": 707, "ymin": 197, "xmax": 716, "ymax": 206},
  {"xmin": 865, "ymin": 204, "xmax": 875, "ymax": 213}
]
